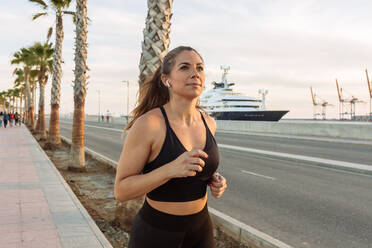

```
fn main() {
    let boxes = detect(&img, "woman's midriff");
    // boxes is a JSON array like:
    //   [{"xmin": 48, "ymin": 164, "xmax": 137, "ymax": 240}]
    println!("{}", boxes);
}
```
[{"xmin": 146, "ymin": 194, "xmax": 207, "ymax": 216}]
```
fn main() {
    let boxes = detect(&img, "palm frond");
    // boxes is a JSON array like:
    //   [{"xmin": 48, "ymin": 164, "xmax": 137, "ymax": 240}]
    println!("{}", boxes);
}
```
[
  {"xmin": 32, "ymin": 12, "xmax": 48, "ymax": 20},
  {"xmin": 10, "ymin": 51, "xmax": 21, "ymax": 65},
  {"xmin": 47, "ymin": 27, "xmax": 53, "ymax": 42},
  {"xmin": 28, "ymin": 0, "xmax": 48, "ymax": 9},
  {"xmin": 51, "ymin": 0, "xmax": 73, "ymax": 10},
  {"xmin": 63, "ymin": 11, "xmax": 75, "ymax": 15},
  {"xmin": 47, "ymin": 60, "xmax": 53, "ymax": 71},
  {"xmin": 64, "ymin": 0, "xmax": 73, "ymax": 8},
  {"xmin": 63, "ymin": 11, "xmax": 76, "ymax": 23}
]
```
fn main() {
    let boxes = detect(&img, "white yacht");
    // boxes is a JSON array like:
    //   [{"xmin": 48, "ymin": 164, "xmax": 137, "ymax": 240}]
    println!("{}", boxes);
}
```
[{"xmin": 200, "ymin": 67, "xmax": 289, "ymax": 121}]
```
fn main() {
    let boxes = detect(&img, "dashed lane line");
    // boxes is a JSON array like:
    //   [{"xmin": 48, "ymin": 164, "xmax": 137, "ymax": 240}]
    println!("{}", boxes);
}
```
[{"xmin": 241, "ymin": 170, "xmax": 276, "ymax": 180}]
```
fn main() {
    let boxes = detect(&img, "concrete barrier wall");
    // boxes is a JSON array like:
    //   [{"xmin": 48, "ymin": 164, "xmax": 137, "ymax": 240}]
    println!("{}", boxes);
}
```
[
  {"xmin": 216, "ymin": 120, "xmax": 372, "ymax": 141},
  {"xmin": 82, "ymin": 116, "xmax": 372, "ymax": 141}
]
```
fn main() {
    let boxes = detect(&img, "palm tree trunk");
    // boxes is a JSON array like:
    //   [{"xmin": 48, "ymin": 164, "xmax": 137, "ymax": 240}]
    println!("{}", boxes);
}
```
[
  {"xmin": 36, "ymin": 71, "xmax": 47, "ymax": 140},
  {"xmin": 16, "ymin": 96, "xmax": 19, "ymax": 113},
  {"xmin": 30, "ymin": 85, "xmax": 35, "ymax": 129},
  {"xmin": 12, "ymin": 96, "xmax": 15, "ymax": 112},
  {"xmin": 24, "ymin": 67, "xmax": 32, "ymax": 126},
  {"xmin": 23, "ymin": 94, "xmax": 27, "ymax": 123},
  {"xmin": 71, "ymin": 101, "xmax": 85, "ymax": 167},
  {"xmin": 114, "ymin": 0, "xmax": 174, "ymax": 230},
  {"xmin": 48, "ymin": 13, "xmax": 64, "ymax": 146},
  {"xmin": 70, "ymin": 0, "xmax": 88, "ymax": 168},
  {"xmin": 138, "ymin": 0, "xmax": 173, "ymax": 85},
  {"xmin": 20, "ymin": 94, "xmax": 23, "ymax": 115}
]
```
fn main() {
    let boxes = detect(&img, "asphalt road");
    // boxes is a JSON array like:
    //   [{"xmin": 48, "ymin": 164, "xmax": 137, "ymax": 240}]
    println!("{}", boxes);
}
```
[{"xmin": 49, "ymin": 119, "xmax": 372, "ymax": 248}]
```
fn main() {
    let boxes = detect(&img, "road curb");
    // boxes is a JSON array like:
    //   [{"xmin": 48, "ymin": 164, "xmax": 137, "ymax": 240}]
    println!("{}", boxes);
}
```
[
  {"xmin": 60, "ymin": 136, "xmax": 293, "ymax": 248},
  {"xmin": 27, "ymin": 130, "xmax": 113, "ymax": 248},
  {"xmin": 210, "ymin": 208, "xmax": 293, "ymax": 248}
]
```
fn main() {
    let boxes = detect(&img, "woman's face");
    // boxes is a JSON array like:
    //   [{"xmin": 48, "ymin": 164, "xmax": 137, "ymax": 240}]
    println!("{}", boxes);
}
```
[{"xmin": 164, "ymin": 50, "xmax": 205, "ymax": 100}]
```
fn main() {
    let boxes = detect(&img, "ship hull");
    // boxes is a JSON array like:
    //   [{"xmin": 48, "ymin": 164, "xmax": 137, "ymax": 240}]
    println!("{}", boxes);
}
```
[{"xmin": 209, "ymin": 110, "xmax": 289, "ymax": 121}]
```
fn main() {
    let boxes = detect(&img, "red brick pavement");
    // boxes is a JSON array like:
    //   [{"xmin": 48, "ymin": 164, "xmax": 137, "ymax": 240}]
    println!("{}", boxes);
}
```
[{"xmin": 0, "ymin": 127, "xmax": 61, "ymax": 248}]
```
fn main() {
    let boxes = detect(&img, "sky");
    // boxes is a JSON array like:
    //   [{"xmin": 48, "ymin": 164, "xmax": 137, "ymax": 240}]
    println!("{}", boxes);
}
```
[{"xmin": 1, "ymin": 0, "xmax": 372, "ymax": 119}]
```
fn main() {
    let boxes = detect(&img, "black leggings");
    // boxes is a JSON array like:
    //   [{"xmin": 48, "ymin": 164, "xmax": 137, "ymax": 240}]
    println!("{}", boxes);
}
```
[{"xmin": 128, "ymin": 200, "xmax": 215, "ymax": 248}]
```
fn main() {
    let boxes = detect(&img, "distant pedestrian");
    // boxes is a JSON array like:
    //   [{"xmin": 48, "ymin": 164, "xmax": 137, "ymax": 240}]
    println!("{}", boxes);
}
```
[
  {"xmin": 3, "ymin": 112, "xmax": 9, "ymax": 128},
  {"xmin": 0, "ymin": 111, "xmax": 3, "ymax": 128},
  {"xmin": 106, "ymin": 114, "xmax": 110, "ymax": 123},
  {"xmin": 9, "ymin": 113, "xmax": 14, "ymax": 127},
  {"xmin": 101, "ymin": 115, "xmax": 104, "ymax": 122},
  {"xmin": 15, "ymin": 112, "xmax": 20, "ymax": 126}
]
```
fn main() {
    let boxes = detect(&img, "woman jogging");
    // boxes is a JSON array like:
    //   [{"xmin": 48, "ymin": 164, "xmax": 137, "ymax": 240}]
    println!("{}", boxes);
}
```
[{"xmin": 114, "ymin": 46, "xmax": 227, "ymax": 248}]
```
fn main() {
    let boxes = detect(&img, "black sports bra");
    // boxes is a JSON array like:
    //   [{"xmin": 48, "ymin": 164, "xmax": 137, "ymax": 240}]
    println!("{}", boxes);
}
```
[{"xmin": 142, "ymin": 106, "xmax": 220, "ymax": 202}]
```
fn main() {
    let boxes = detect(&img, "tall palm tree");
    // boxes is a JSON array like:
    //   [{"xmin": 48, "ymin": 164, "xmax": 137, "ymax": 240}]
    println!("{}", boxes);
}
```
[
  {"xmin": 29, "ymin": 42, "xmax": 54, "ymax": 140},
  {"xmin": 29, "ymin": 70, "xmax": 38, "ymax": 122},
  {"xmin": 0, "ymin": 91, "xmax": 6, "ymax": 112},
  {"xmin": 115, "ymin": 0, "xmax": 174, "ymax": 231},
  {"xmin": 2, "ymin": 91, "xmax": 10, "ymax": 112},
  {"xmin": 30, "ymin": 0, "xmax": 74, "ymax": 146},
  {"xmin": 13, "ymin": 68, "xmax": 27, "ymax": 119},
  {"xmin": 19, "ymin": 86, "xmax": 25, "ymax": 118},
  {"xmin": 12, "ymin": 88, "xmax": 21, "ymax": 113},
  {"xmin": 6, "ymin": 89, "xmax": 13, "ymax": 112},
  {"xmin": 11, "ymin": 48, "xmax": 34, "ymax": 128},
  {"xmin": 70, "ymin": 0, "xmax": 88, "ymax": 168},
  {"xmin": 138, "ymin": 0, "xmax": 173, "ymax": 85}
]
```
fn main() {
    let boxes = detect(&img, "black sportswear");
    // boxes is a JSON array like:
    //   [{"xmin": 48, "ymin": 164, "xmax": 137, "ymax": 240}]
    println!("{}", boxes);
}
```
[{"xmin": 143, "ymin": 106, "xmax": 219, "ymax": 202}]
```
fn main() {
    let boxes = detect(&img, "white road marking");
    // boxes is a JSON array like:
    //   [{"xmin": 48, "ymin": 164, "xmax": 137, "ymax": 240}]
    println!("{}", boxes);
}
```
[
  {"xmin": 60, "ymin": 121, "xmax": 123, "ymax": 132},
  {"xmin": 219, "ymin": 144, "xmax": 372, "ymax": 173},
  {"xmin": 218, "ymin": 130, "xmax": 372, "ymax": 146},
  {"xmin": 241, "ymin": 170, "xmax": 276, "ymax": 180}
]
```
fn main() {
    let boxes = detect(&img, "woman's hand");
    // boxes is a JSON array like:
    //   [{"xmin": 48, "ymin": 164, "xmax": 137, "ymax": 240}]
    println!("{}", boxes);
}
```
[
  {"xmin": 209, "ymin": 172, "xmax": 227, "ymax": 198},
  {"xmin": 167, "ymin": 149, "xmax": 208, "ymax": 178}
]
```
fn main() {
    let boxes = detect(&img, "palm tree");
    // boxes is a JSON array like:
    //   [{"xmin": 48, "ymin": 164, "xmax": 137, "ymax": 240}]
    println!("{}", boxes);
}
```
[
  {"xmin": 19, "ymin": 86, "xmax": 25, "ymax": 118},
  {"xmin": 138, "ymin": 0, "xmax": 173, "ymax": 85},
  {"xmin": 29, "ymin": 0, "xmax": 74, "ymax": 146},
  {"xmin": 0, "ymin": 91, "xmax": 6, "ymax": 112},
  {"xmin": 115, "ymin": 0, "xmax": 174, "ymax": 231},
  {"xmin": 70, "ymin": 0, "xmax": 88, "ymax": 168},
  {"xmin": 29, "ymin": 70, "xmax": 38, "ymax": 122},
  {"xmin": 13, "ymin": 68, "xmax": 26, "ymax": 119},
  {"xmin": 11, "ymin": 48, "xmax": 34, "ymax": 128},
  {"xmin": 12, "ymin": 88, "xmax": 21, "ymax": 113},
  {"xmin": 29, "ymin": 42, "xmax": 54, "ymax": 140},
  {"xmin": 2, "ymin": 90, "xmax": 10, "ymax": 112},
  {"xmin": 6, "ymin": 89, "xmax": 13, "ymax": 112}
]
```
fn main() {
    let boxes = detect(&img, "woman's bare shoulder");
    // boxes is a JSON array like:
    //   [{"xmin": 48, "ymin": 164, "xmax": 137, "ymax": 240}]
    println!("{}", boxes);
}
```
[
  {"xmin": 130, "ymin": 108, "xmax": 164, "ymax": 135},
  {"xmin": 201, "ymin": 111, "xmax": 217, "ymax": 135}
]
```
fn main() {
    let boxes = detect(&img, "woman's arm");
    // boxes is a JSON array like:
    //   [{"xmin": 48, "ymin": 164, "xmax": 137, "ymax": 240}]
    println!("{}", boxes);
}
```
[
  {"xmin": 114, "ymin": 114, "xmax": 169, "ymax": 202},
  {"xmin": 203, "ymin": 113, "xmax": 228, "ymax": 198}
]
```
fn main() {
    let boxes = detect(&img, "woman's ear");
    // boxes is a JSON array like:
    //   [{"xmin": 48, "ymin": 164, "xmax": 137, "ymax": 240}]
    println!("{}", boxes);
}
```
[
  {"xmin": 160, "ymin": 74, "xmax": 167, "ymax": 87},
  {"xmin": 161, "ymin": 74, "xmax": 171, "ymax": 88}
]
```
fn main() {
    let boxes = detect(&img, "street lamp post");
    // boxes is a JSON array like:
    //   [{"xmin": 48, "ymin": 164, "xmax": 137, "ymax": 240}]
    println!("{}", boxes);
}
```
[
  {"xmin": 122, "ymin": 80, "xmax": 129, "ymax": 123},
  {"xmin": 96, "ymin": 89, "xmax": 101, "ymax": 122}
]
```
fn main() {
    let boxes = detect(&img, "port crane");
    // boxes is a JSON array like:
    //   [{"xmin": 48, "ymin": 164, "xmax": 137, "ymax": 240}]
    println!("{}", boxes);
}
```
[
  {"xmin": 310, "ymin": 87, "xmax": 332, "ymax": 119},
  {"xmin": 366, "ymin": 69, "xmax": 372, "ymax": 120},
  {"xmin": 335, "ymin": 79, "xmax": 364, "ymax": 120}
]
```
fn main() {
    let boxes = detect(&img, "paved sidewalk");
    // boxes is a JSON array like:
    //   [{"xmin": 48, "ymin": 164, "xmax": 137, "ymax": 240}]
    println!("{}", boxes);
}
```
[{"xmin": 0, "ymin": 126, "xmax": 112, "ymax": 248}]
